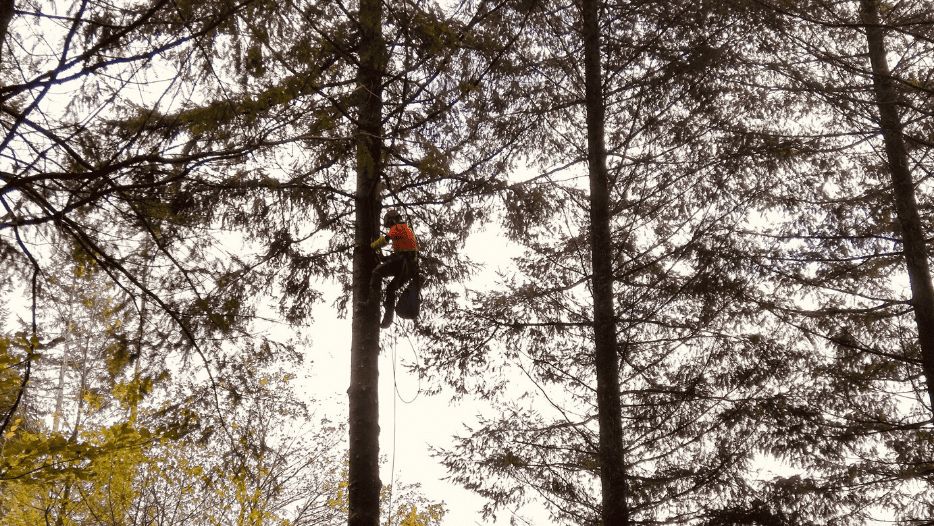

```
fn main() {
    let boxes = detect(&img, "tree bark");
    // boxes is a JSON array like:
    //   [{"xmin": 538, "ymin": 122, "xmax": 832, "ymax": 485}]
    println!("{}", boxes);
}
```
[
  {"xmin": 860, "ymin": 0, "xmax": 934, "ymax": 417},
  {"xmin": 0, "ymin": 0, "xmax": 12, "ymax": 63},
  {"xmin": 348, "ymin": 0, "xmax": 386, "ymax": 524},
  {"xmin": 581, "ymin": 0, "xmax": 630, "ymax": 523}
]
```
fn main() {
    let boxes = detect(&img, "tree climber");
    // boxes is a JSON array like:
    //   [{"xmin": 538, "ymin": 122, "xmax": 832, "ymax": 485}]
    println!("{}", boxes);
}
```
[{"xmin": 369, "ymin": 208, "xmax": 419, "ymax": 327}]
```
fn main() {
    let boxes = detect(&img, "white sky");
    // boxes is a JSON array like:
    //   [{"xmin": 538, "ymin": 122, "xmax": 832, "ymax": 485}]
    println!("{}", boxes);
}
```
[{"xmin": 294, "ymin": 225, "xmax": 539, "ymax": 525}]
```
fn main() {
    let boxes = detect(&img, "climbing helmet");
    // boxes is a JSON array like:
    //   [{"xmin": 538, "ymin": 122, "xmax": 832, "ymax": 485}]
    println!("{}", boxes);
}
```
[{"xmin": 383, "ymin": 209, "xmax": 403, "ymax": 228}]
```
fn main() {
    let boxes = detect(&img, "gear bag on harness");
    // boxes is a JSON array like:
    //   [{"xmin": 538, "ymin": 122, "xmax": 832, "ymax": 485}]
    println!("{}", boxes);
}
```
[{"xmin": 395, "ymin": 274, "xmax": 421, "ymax": 320}]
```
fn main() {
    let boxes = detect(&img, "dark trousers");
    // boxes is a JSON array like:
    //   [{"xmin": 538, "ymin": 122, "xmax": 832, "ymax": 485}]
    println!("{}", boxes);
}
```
[{"xmin": 371, "ymin": 251, "xmax": 418, "ymax": 311}]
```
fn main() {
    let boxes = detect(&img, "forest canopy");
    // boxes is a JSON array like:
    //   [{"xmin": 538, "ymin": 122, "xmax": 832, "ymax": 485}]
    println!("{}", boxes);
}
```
[{"xmin": 2, "ymin": 0, "xmax": 934, "ymax": 524}]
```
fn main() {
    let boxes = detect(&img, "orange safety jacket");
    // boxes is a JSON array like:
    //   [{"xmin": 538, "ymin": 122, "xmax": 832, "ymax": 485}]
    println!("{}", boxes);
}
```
[{"xmin": 371, "ymin": 223, "xmax": 418, "ymax": 252}]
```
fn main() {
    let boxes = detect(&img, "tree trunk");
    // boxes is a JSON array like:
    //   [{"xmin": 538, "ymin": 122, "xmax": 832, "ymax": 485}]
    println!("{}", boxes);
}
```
[
  {"xmin": 348, "ymin": 0, "xmax": 386, "ymax": 523},
  {"xmin": 860, "ymin": 0, "xmax": 934, "ymax": 417},
  {"xmin": 0, "ymin": 0, "xmax": 12, "ymax": 63},
  {"xmin": 581, "ymin": 0, "xmax": 630, "ymax": 523}
]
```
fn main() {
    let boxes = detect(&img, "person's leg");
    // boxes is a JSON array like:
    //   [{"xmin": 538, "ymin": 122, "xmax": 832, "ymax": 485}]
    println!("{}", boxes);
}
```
[
  {"xmin": 365, "ymin": 255, "xmax": 401, "ymax": 305},
  {"xmin": 369, "ymin": 260, "xmax": 391, "ymax": 295},
  {"xmin": 382, "ymin": 253, "xmax": 420, "ymax": 327},
  {"xmin": 403, "ymin": 253, "xmax": 418, "ymax": 286},
  {"xmin": 369, "ymin": 254, "xmax": 404, "ymax": 326},
  {"xmin": 381, "ymin": 270, "xmax": 405, "ymax": 327}
]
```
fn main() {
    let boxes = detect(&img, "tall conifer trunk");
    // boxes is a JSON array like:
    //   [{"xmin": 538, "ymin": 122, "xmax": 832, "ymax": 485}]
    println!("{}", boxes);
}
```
[
  {"xmin": 860, "ymin": 0, "xmax": 934, "ymax": 416},
  {"xmin": 348, "ymin": 0, "xmax": 386, "ymax": 523},
  {"xmin": 0, "ymin": 0, "xmax": 13, "ymax": 61},
  {"xmin": 581, "ymin": 0, "xmax": 630, "ymax": 522}
]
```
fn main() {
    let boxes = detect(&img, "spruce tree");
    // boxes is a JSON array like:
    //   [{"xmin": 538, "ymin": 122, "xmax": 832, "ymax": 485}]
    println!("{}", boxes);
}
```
[{"xmin": 420, "ymin": 0, "xmax": 854, "ymax": 522}]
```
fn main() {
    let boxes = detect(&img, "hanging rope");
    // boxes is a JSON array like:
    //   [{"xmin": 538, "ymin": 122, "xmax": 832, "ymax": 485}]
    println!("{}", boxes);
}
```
[
  {"xmin": 386, "ymin": 322, "xmax": 422, "ymax": 525},
  {"xmin": 388, "ymin": 335, "xmax": 399, "ymax": 525},
  {"xmin": 395, "ymin": 330, "xmax": 422, "ymax": 404}
]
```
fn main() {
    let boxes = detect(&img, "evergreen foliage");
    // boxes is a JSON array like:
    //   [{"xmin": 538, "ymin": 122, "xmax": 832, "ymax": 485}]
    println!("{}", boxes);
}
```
[{"xmin": 4, "ymin": 0, "xmax": 934, "ymax": 524}]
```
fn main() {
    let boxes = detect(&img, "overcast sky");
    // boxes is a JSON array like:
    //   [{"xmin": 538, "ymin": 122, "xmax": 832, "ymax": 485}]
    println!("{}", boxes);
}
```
[{"xmin": 297, "ymin": 225, "xmax": 541, "ymax": 525}]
